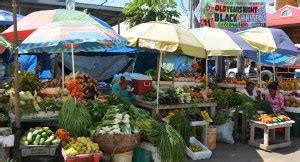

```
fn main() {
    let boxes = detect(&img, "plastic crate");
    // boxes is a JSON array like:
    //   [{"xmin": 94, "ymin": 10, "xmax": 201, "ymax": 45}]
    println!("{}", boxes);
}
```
[
  {"xmin": 62, "ymin": 149, "xmax": 102, "ymax": 162},
  {"xmin": 287, "ymin": 112, "xmax": 300, "ymax": 137},
  {"xmin": 186, "ymin": 137, "xmax": 212, "ymax": 160},
  {"xmin": 20, "ymin": 145, "xmax": 58, "ymax": 157}
]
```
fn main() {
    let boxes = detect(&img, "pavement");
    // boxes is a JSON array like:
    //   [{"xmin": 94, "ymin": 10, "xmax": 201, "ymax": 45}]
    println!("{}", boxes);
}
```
[
  {"xmin": 189, "ymin": 138, "xmax": 300, "ymax": 162},
  {"xmin": 20, "ymin": 138, "xmax": 300, "ymax": 162}
]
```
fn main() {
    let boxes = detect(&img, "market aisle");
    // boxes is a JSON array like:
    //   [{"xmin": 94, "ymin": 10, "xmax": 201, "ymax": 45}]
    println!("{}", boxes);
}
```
[{"xmin": 188, "ymin": 138, "xmax": 300, "ymax": 162}]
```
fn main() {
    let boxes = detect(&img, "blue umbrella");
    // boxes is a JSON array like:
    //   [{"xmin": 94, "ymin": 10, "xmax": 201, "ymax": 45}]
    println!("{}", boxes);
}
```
[
  {"xmin": 246, "ymin": 52, "xmax": 299, "ymax": 66},
  {"xmin": 0, "ymin": 10, "xmax": 23, "ymax": 25}
]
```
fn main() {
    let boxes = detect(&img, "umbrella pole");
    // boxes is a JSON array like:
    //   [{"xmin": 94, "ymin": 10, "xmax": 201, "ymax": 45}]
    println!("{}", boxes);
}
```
[
  {"xmin": 71, "ymin": 44, "xmax": 75, "ymax": 79},
  {"xmin": 258, "ymin": 51, "xmax": 262, "ymax": 89},
  {"xmin": 205, "ymin": 54, "xmax": 208, "ymax": 91},
  {"xmin": 62, "ymin": 52, "xmax": 65, "ymax": 89},
  {"xmin": 273, "ymin": 53, "xmax": 276, "ymax": 81},
  {"xmin": 156, "ymin": 51, "xmax": 163, "ymax": 114}
]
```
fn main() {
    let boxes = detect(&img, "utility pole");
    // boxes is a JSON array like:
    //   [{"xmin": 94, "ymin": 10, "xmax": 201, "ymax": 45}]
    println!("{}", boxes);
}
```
[{"xmin": 12, "ymin": 0, "xmax": 21, "ymax": 161}]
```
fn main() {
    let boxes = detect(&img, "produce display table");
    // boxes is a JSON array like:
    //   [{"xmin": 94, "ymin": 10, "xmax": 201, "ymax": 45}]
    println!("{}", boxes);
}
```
[
  {"xmin": 190, "ymin": 121, "xmax": 208, "ymax": 146},
  {"xmin": 248, "ymin": 120, "xmax": 295, "ymax": 151},
  {"xmin": 134, "ymin": 99, "xmax": 217, "ymax": 117},
  {"xmin": 153, "ymin": 81, "xmax": 203, "ymax": 88},
  {"xmin": 284, "ymin": 107, "xmax": 300, "ymax": 113}
]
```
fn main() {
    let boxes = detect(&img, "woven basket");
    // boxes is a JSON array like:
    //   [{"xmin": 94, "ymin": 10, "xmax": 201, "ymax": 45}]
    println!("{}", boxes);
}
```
[{"xmin": 93, "ymin": 133, "xmax": 141, "ymax": 154}]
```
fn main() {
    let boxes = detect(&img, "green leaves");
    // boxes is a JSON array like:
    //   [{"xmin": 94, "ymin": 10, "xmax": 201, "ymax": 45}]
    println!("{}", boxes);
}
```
[{"xmin": 123, "ymin": 0, "xmax": 180, "ymax": 28}]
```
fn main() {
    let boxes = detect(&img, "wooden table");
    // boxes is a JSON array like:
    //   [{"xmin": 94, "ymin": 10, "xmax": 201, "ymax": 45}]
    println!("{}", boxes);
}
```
[
  {"xmin": 133, "ymin": 99, "xmax": 217, "ymax": 117},
  {"xmin": 248, "ymin": 120, "xmax": 295, "ymax": 151}
]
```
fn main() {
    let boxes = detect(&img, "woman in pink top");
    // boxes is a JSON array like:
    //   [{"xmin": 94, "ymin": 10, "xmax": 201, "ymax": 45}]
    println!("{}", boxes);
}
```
[{"xmin": 265, "ymin": 82, "xmax": 284, "ymax": 113}]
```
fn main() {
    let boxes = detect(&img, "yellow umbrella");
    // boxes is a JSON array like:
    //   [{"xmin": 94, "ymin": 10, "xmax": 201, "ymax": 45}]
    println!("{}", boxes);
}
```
[{"xmin": 123, "ymin": 21, "xmax": 206, "ymax": 113}]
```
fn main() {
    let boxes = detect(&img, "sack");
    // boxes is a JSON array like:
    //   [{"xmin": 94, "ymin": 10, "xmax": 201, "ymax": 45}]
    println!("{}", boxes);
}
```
[{"xmin": 216, "ymin": 120, "xmax": 234, "ymax": 144}]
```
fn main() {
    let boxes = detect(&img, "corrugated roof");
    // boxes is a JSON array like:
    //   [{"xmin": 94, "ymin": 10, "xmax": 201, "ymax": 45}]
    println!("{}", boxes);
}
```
[{"xmin": 75, "ymin": 0, "xmax": 130, "ymax": 8}]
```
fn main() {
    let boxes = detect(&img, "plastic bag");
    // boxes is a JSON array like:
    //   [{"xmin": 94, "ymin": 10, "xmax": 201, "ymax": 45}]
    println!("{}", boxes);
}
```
[{"xmin": 216, "ymin": 120, "xmax": 234, "ymax": 144}]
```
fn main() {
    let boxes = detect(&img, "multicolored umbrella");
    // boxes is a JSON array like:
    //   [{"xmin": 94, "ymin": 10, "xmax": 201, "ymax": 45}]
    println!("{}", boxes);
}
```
[
  {"xmin": 19, "ymin": 20, "xmax": 127, "ymax": 54},
  {"xmin": 238, "ymin": 27, "xmax": 299, "ymax": 83},
  {"xmin": 237, "ymin": 27, "xmax": 299, "ymax": 55},
  {"xmin": 190, "ymin": 26, "xmax": 258, "ymax": 88},
  {"xmin": 2, "ymin": 9, "xmax": 110, "ymax": 42},
  {"xmin": 190, "ymin": 27, "xmax": 258, "ymax": 57},
  {"xmin": 0, "ymin": 10, "xmax": 23, "ymax": 25},
  {"xmin": 0, "ymin": 34, "xmax": 10, "ymax": 54}
]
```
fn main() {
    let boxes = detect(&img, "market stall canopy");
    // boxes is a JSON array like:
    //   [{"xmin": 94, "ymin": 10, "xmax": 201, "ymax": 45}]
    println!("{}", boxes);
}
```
[
  {"xmin": 237, "ymin": 27, "xmax": 299, "ymax": 55},
  {"xmin": 0, "ymin": 10, "xmax": 23, "ymax": 26},
  {"xmin": 2, "ymin": 9, "xmax": 113, "ymax": 42},
  {"xmin": 123, "ymin": 21, "xmax": 206, "ymax": 58},
  {"xmin": 18, "ymin": 20, "xmax": 128, "ymax": 54},
  {"xmin": 267, "ymin": 5, "xmax": 300, "ymax": 28},
  {"xmin": 0, "ymin": 34, "xmax": 10, "ymax": 54},
  {"xmin": 190, "ymin": 27, "xmax": 257, "ymax": 57}
]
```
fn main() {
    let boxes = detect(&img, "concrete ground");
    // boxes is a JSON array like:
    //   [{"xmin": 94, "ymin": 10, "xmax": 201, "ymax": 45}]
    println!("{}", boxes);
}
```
[
  {"xmin": 188, "ymin": 138, "xmax": 300, "ymax": 162},
  {"xmin": 20, "ymin": 138, "xmax": 300, "ymax": 162}
]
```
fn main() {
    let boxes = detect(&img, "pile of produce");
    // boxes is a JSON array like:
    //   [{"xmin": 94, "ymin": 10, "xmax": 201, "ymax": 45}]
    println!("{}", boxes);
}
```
[
  {"xmin": 195, "ymin": 74, "xmax": 207, "ymax": 83},
  {"xmin": 143, "ymin": 89, "xmax": 156, "ymax": 102},
  {"xmin": 58, "ymin": 99, "xmax": 92, "ymax": 137},
  {"xmin": 0, "ymin": 113, "xmax": 7, "ymax": 122},
  {"xmin": 66, "ymin": 73, "xmax": 98, "ymax": 100},
  {"xmin": 253, "ymin": 114, "xmax": 291, "ymax": 124},
  {"xmin": 18, "ymin": 72, "xmax": 41, "ymax": 93},
  {"xmin": 189, "ymin": 143, "xmax": 204, "ymax": 152},
  {"xmin": 284, "ymin": 93, "xmax": 300, "ymax": 107},
  {"xmin": 174, "ymin": 72, "xmax": 195, "ymax": 82},
  {"xmin": 145, "ymin": 69, "xmax": 173, "ymax": 81},
  {"xmin": 222, "ymin": 78, "xmax": 247, "ymax": 85},
  {"xmin": 159, "ymin": 87, "xmax": 180, "ymax": 104},
  {"xmin": 21, "ymin": 127, "xmax": 60, "ymax": 145},
  {"xmin": 41, "ymin": 79, "xmax": 62, "ymax": 88},
  {"xmin": 279, "ymin": 79, "xmax": 298, "ymax": 91},
  {"xmin": 56, "ymin": 129, "xmax": 70, "ymax": 141},
  {"xmin": 86, "ymin": 101, "xmax": 110, "ymax": 126},
  {"xmin": 0, "ymin": 128, "xmax": 12, "ymax": 136},
  {"xmin": 92, "ymin": 104, "xmax": 139, "ymax": 135},
  {"xmin": 63, "ymin": 137, "xmax": 99, "ymax": 156}
]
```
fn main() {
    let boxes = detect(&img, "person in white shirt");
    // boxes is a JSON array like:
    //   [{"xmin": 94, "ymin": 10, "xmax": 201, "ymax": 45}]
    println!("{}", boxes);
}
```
[{"xmin": 241, "ymin": 81, "xmax": 260, "ymax": 101}]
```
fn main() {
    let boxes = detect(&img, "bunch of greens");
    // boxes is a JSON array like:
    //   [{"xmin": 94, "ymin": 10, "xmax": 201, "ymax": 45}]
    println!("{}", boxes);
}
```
[
  {"xmin": 213, "ymin": 112, "xmax": 228, "ymax": 126},
  {"xmin": 107, "ymin": 94, "xmax": 127, "ymax": 105},
  {"xmin": 58, "ymin": 98, "xmax": 92, "ymax": 137},
  {"xmin": 86, "ymin": 100, "xmax": 110, "ymax": 125},
  {"xmin": 18, "ymin": 72, "xmax": 41, "ymax": 93},
  {"xmin": 254, "ymin": 100, "xmax": 273, "ymax": 114},
  {"xmin": 145, "ymin": 69, "xmax": 173, "ymax": 81},
  {"xmin": 169, "ymin": 111, "xmax": 190, "ymax": 145},
  {"xmin": 38, "ymin": 97, "xmax": 62, "ymax": 112},
  {"xmin": 143, "ymin": 89, "xmax": 156, "ymax": 102}
]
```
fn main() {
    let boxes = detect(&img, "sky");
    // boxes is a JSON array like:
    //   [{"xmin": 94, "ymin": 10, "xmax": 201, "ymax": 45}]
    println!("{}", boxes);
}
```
[{"xmin": 108, "ymin": 0, "xmax": 275, "ymax": 34}]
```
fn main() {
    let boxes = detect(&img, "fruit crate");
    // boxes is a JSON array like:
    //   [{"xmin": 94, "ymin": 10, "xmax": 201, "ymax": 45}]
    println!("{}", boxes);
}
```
[
  {"xmin": 62, "ymin": 149, "xmax": 102, "ymax": 162},
  {"xmin": 186, "ymin": 137, "xmax": 212, "ymax": 160},
  {"xmin": 20, "ymin": 145, "xmax": 58, "ymax": 157}
]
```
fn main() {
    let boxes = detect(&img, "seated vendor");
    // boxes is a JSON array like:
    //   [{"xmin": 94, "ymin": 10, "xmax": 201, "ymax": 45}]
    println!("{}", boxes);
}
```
[
  {"xmin": 241, "ymin": 81, "xmax": 260, "ymax": 100},
  {"xmin": 112, "ymin": 76, "xmax": 132, "ymax": 103},
  {"xmin": 265, "ymin": 82, "xmax": 284, "ymax": 114}
]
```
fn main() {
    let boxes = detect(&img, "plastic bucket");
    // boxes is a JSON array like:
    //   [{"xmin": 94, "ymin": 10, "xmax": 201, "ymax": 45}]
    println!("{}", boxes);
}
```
[
  {"xmin": 113, "ymin": 151, "xmax": 133, "ymax": 162},
  {"xmin": 133, "ymin": 148, "xmax": 150, "ymax": 162},
  {"xmin": 207, "ymin": 126, "xmax": 217, "ymax": 149}
]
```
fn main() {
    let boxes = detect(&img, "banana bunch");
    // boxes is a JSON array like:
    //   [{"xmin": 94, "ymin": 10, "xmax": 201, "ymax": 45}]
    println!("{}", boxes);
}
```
[{"xmin": 200, "ymin": 111, "xmax": 213, "ymax": 123}]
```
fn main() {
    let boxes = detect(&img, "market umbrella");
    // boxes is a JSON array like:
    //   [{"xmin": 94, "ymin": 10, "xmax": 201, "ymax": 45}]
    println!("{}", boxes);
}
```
[
  {"xmin": 190, "ymin": 27, "xmax": 258, "ymax": 86},
  {"xmin": 0, "ymin": 34, "xmax": 10, "ymax": 54},
  {"xmin": 2, "ymin": 9, "xmax": 110, "ymax": 42},
  {"xmin": 123, "ymin": 21, "xmax": 206, "ymax": 113},
  {"xmin": 238, "ymin": 27, "xmax": 299, "ymax": 83},
  {"xmin": 0, "ymin": 10, "xmax": 23, "ymax": 26},
  {"xmin": 19, "ymin": 20, "xmax": 128, "ymax": 85}
]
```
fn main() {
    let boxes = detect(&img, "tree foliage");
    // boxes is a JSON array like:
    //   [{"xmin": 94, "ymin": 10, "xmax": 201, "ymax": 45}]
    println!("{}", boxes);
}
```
[{"xmin": 123, "ymin": 0, "xmax": 180, "ymax": 28}]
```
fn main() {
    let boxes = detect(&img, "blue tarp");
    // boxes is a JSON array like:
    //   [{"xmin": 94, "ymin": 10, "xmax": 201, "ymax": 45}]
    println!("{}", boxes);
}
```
[{"xmin": 246, "ymin": 52, "xmax": 299, "ymax": 66}]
